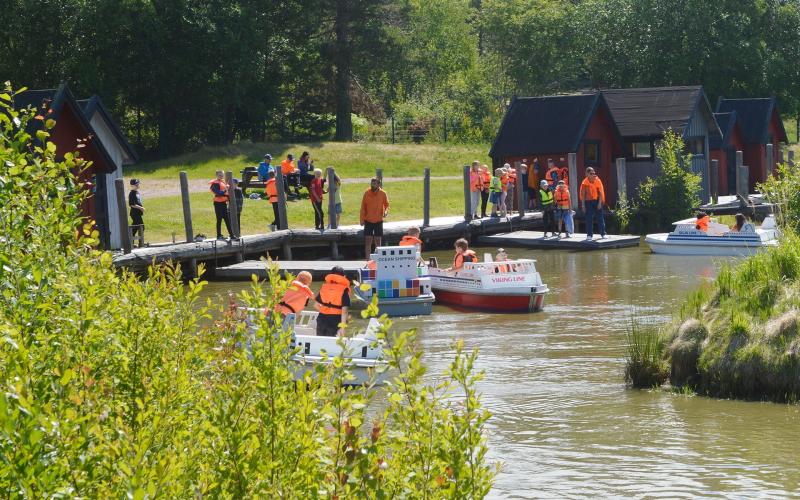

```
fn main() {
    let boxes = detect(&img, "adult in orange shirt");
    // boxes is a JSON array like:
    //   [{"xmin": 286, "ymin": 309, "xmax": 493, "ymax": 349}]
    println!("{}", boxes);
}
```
[
  {"xmin": 280, "ymin": 153, "xmax": 300, "ymax": 199},
  {"xmin": 579, "ymin": 166, "xmax": 606, "ymax": 239},
  {"xmin": 360, "ymin": 177, "xmax": 390, "ymax": 258}
]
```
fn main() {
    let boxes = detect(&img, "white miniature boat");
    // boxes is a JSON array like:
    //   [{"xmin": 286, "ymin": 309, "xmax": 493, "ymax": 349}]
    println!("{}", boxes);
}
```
[
  {"xmin": 353, "ymin": 245, "xmax": 435, "ymax": 317},
  {"xmin": 245, "ymin": 309, "xmax": 389, "ymax": 386},
  {"xmin": 426, "ymin": 253, "xmax": 549, "ymax": 313},
  {"xmin": 645, "ymin": 215, "xmax": 779, "ymax": 256}
]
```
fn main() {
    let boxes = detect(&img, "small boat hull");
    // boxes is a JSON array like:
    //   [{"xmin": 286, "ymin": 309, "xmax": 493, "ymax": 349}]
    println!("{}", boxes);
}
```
[
  {"xmin": 645, "ymin": 234, "xmax": 777, "ymax": 256},
  {"xmin": 432, "ymin": 288, "xmax": 546, "ymax": 313},
  {"xmin": 353, "ymin": 288, "xmax": 436, "ymax": 317}
]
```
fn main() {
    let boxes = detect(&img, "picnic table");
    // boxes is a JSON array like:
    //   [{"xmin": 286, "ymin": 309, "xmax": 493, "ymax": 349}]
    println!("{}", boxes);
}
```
[{"xmin": 239, "ymin": 166, "xmax": 265, "ymax": 194}]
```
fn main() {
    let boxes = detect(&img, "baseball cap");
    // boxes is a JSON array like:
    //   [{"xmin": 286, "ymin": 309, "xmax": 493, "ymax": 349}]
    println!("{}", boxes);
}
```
[
  {"xmin": 130, "ymin": 178, "xmax": 140, "ymax": 186},
  {"xmin": 264, "ymin": 153, "xmax": 272, "ymax": 160}
]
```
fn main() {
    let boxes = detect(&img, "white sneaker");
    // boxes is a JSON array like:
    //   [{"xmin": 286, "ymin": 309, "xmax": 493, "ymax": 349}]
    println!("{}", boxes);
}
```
[
  {"xmin": 599, "ymin": 235, "xmax": 606, "ymax": 240},
  {"xmin": 585, "ymin": 235, "xmax": 593, "ymax": 240}
]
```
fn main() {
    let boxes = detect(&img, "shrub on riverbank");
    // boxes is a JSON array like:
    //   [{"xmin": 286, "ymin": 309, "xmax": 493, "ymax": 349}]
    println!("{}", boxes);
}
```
[
  {"xmin": 0, "ymin": 87, "xmax": 496, "ymax": 495},
  {"xmin": 631, "ymin": 234, "xmax": 800, "ymax": 402},
  {"xmin": 624, "ymin": 316, "xmax": 668, "ymax": 388}
]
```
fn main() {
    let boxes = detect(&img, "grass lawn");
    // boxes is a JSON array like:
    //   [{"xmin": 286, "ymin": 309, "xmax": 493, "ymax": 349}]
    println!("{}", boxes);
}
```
[
  {"xmin": 140, "ymin": 178, "xmax": 467, "ymax": 243},
  {"xmin": 128, "ymin": 141, "xmax": 491, "ymax": 180}
]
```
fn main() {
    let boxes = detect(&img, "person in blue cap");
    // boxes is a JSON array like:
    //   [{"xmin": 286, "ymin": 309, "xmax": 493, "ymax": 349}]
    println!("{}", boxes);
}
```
[{"xmin": 258, "ymin": 154, "xmax": 274, "ymax": 182}]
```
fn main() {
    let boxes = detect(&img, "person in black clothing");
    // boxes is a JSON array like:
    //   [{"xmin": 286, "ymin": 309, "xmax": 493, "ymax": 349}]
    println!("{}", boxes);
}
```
[
  {"xmin": 128, "ymin": 178, "xmax": 145, "ymax": 245},
  {"xmin": 231, "ymin": 178, "xmax": 244, "ymax": 235},
  {"xmin": 314, "ymin": 266, "xmax": 351, "ymax": 337},
  {"xmin": 209, "ymin": 170, "xmax": 234, "ymax": 240}
]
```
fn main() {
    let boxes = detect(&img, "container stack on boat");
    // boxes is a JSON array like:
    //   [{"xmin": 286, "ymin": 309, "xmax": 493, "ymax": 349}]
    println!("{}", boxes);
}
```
[{"xmin": 354, "ymin": 246, "xmax": 435, "ymax": 317}]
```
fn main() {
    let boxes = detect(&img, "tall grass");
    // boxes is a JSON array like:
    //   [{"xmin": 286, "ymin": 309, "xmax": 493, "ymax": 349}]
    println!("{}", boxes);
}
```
[{"xmin": 625, "ymin": 314, "xmax": 668, "ymax": 389}]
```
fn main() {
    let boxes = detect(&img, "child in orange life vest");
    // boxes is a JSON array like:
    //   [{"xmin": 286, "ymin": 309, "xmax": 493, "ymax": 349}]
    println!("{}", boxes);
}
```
[
  {"xmin": 399, "ymin": 226, "xmax": 425, "ymax": 264},
  {"xmin": 274, "ymin": 271, "xmax": 315, "ymax": 331},
  {"xmin": 495, "ymin": 248, "xmax": 509, "ymax": 273},
  {"xmin": 264, "ymin": 170, "xmax": 281, "ymax": 230},
  {"xmin": 499, "ymin": 164, "xmax": 510, "ymax": 216},
  {"xmin": 554, "ymin": 179, "xmax": 573, "ymax": 237},
  {"xmin": 315, "ymin": 266, "xmax": 351, "ymax": 337},
  {"xmin": 448, "ymin": 238, "xmax": 477, "ymax": 271},
  {"xmin": 695, "ymin": 211, "xmax": 710, "ymax": 231}
]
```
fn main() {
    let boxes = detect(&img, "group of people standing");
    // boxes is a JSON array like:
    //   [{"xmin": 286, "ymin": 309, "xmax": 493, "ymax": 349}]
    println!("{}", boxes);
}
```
[{"xmin": 469, "ymin": 158, "xmax": 608, "ymax": 240}]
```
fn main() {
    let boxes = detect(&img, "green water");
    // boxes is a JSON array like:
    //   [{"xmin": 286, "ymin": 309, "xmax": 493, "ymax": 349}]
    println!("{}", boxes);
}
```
[{"xmin": 201, "ymin": 246, "xmax": 800, "ymax": 497}]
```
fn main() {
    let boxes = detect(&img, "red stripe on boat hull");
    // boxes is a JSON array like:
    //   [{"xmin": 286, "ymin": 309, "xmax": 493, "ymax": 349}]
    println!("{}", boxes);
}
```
[{"xmin": 432, "ymin": 289, "xmax": 545, "ymax": 313}]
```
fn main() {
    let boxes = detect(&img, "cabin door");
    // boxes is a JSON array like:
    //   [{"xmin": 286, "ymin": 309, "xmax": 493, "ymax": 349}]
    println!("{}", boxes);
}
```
[{"xmin": 726, "ymin": 148, "xmax": 736, "ymax": 195}]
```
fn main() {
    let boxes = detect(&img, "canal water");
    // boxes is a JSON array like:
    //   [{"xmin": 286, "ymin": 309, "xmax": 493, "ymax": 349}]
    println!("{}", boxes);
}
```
[{"xmin": 202, "ymin": 246, "xmax": 800, "ymax": 497}]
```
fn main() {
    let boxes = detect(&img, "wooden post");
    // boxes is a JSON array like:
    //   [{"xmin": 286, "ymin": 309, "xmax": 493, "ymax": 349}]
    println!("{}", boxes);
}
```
[
  {"xmin": 390, "ymin": 116, "xmax": 395, "ymax": 144},
  {"xmin": 567, "ymin": 153, "xmax": 578, "ymax": 211},
  {"xmin": 738, "ymin": 165, "xmax": 749, "ymax": 204},
  {"xmin": 516, "ymin": 167, "xmax": 525, "ymax": 216},
  {"xmin": 423, "ymin": 167, "xmax": 431, "ymax": 227},
  {"xmin": 789, "ymin": 150, "xmax": 796, "ymax": 168},
  {"xmin": 779, "ymin": 149, "xmax": 785, "ymax": 166},
  {"xmin": 225, "ymin": 171, "xmax": 240, "ymax": 238},
  {"xmin": 710, "ymin": 159, "xmax": 719, "ymax": 205},
  {"xmin": 326, "ymin": 167, "xmax": 337, "ymax": 230},
  {"xmin": 766, "ymin": 143, "xmax": 774, "ymax": 178},
  {"xmin": 462, "ymin": 165, "xmax": 471, "ymax": 221},
  {"xmin": 735, "ymin": 150, "xmax": 745, "ymax": 199},
  {"xmin": 375, "ymin": 168, "xmax": 383, "ymax": 186},
  {"xmin": 275, "ymin": 168, "xmax": 288, "ymax": 230},
  {"xmin": 179, "ymin": 171, "xmax": 193, "ymax": 242},
  {"xmin": 114, "ymin": 178, "xmax": 132, "ymax": 254},
  {"xmin": 615, "ymin": 158, "xmax": 627, "ymax": 203}
]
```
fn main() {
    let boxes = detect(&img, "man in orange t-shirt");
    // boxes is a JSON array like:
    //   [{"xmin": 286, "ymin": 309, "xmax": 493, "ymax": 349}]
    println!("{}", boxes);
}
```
[
  {"xmin": 579, "ymin": 167, "xmax": 606, "ymax": 239},
  {"xmin": 360, "ymin": 178, "xmax": 390, "ymax": 258},
  {"xmin": 280, "ymin": 154, "xmax": 300, "ymax": 199}
]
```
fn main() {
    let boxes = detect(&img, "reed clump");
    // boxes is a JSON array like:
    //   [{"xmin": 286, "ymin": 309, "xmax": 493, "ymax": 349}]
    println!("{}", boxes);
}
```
[
  {"xmin": 654, "ymin": 232, "xmax": 800, "ymax": 402},
  {"xmin": 625, "ymin": 316, "xmax": 669, "ymax": 388}
]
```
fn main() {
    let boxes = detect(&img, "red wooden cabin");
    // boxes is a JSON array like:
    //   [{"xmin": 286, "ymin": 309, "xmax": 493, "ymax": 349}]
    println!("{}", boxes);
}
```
[{"xmin": 710, "ymin": 112, "xmax": 746, "ymax": 195}]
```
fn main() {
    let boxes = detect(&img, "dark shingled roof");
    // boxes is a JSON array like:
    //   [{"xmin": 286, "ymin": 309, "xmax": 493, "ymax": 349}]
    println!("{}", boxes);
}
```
[
  {"xmin": 716, "ymin": 98, "xmax": 788, "ymax": 144},
  {"xmin": 602, "ymin": 86, "xmax": 703, "ymax": 138},
  {"xmin": 489, "ymin": 93, "xmax": 618, "ymax": 157},
  {"xmin": 710, "ymin": 112, "xmax": 737, "ymax": 150},
  {"xmin": 78, "ymin": 95, "xmax": 139, "ymax": 163},
  {"xmin": 11, "ymin": 84, "xmax": 117, "ymax": 173}
]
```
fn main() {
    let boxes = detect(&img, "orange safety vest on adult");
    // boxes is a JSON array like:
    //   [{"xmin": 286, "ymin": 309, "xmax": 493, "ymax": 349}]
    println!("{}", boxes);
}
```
[
  {"xmin": 209, "ymin": 179, "xmax": 229, "ymax": 203},
  {"xmin": 317, "ymin": 274, "xmax": 351, "ymax": 315},
  {"xmin": 469, "ymin": 170, "xmax": 484, "ymax": 192},
  {"xmin": 453, "ymin": 249, "xmax": 477, "ymax": 270},
  {"xmin": 399, "ymin": 235, "xmax": 423, "ymax": 249},
  {"xmin": 276, "ymin": 280, "xmax": 314, "ymax": 315},
  {"xmin": 696, "ymin": 216, "xmax": 710, "ymax": 231},
  {"xmin": 281, "ymin": 159, "xmax": 296, "ymax": 175},
  {"xmin": 265, "ymin": 178, "xmax": 278, "ymax": 202},
  {"xmin": 554, "ymin": 185, "xmax": 571, "ymax": 209},
  {"xmin": 579, "ymin": 176, "xmax": 605, "ymax": 204}
]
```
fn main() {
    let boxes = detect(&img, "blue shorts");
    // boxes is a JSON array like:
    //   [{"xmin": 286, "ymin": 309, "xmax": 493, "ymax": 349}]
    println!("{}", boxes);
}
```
[
  {"xmin": 335, "ymin": 203, "xmax": 342, "ymax": 214},
  {"xmin": 489, "ymin": 192, "xmax": 501, "ymax": 204}
]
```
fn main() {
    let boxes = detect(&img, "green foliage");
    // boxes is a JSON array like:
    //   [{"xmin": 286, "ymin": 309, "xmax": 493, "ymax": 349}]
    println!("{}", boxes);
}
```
[
  {"xmin": 0, "ymin": 87, "xmax": 496, "ymax": 495},
  {"xmin": 759, "ymin": 162, "xmax": 800, "ymax": 232},
  {"xmin": 634, "ymin": 130, "xmax": 701, "ymax": 232},
  {"xmin": 624, "ymin": 314, "xmax": 668, "ymax": 389},
  {"xmin": 659, "ymin": 231, "xmax": 800, "ymax": 402}
]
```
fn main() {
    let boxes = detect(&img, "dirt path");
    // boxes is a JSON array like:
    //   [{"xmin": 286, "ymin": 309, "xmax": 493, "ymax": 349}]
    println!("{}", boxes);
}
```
[{"xmin": 131, "ymin": 175, "xmax": 463, "ymax": 198}]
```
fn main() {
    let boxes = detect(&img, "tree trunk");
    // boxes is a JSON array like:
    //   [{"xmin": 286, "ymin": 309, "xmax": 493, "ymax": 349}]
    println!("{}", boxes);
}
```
[{"xmin": 334, "ymin": 0, "xmax": 353, "ymax": 141}]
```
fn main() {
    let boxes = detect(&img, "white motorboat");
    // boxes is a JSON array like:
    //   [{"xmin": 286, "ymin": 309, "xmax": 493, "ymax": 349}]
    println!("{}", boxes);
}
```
[
  {"xmin": 245, "ymin": 309, "xmax": 389, "ymax": 386},
  {"xmin": 425, "ymin": 253, "xmax": 549, "ymax": 313},
  {"xmin": 645, "ymin": 215, "xmax": 779, "ymax": 256},
  {"xmin": 353, "ymin": 245, "xmax": 435, "ymax": 317}
]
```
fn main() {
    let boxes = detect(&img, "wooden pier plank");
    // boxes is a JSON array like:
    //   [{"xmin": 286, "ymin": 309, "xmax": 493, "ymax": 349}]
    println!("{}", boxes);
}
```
[
  {"xmin": 477, "ymin": 231, "xmax": 640, "ymax": 250},
  {"xmin": 215, "ymin": 260, "xmax": 367, "ymax": 280}
]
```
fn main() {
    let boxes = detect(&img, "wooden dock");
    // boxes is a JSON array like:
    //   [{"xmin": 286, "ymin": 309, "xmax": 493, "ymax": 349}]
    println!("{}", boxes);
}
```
[
  {"xmin": 215, "ymin": 260, "xmax": 366, "ymax": 280},
  {"xmin": 112, "ymin": 213, "xmax": 543, "ymax": 274},
  {"xmin": 476, "ymin": 231, "xmax": 640, "ymax": 250}
]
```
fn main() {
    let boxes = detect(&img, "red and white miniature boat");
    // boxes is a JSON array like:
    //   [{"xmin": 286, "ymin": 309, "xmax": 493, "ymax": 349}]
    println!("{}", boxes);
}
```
[{"xmin": 425, "ymin": 253, "xmax": 549, "ymax": 313}]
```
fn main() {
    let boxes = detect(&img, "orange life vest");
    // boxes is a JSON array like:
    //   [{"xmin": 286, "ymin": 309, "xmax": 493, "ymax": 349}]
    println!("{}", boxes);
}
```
[
  {"xmin": 317, "ymin": 274, "xmax": 350, "ymax": 315},
  {"xmin": 453, "ymin": 249, "xmax": 477, "ymax": 270},
  {"xmin": 265, "ymin": 178, "xmax": 278, "ymax": 203},
  {"xmin": 480, "ymin": 168, "xmax": 491, "ymax": 185},
  {"xmin": 559, "ymin": 167, "xmax": 569, "ymax": 186},
  {"xmin": 545, "ymin": 167, "xmax": 560, "ymax": 186},
  {"xmin": 399, "ymin": 235, "xmax": 423, "ymax": 249},
  {"xmin": 508, "ymin": 168, "xmax": 517, "ymax": 182},
  {"xmin": 209, "ymin": 179, "xmax": 229, "ymax": 203},
  {"xmin": 500, "ymin": 174, "xmax": 509, "ymax": 192},
  {"xmin": 276, "ymin": 280, "xmax": 314, "ymax": 315},
  {"xmin": 696, "ymin": 216, "xmax": 710, "ymax": 231},
  {"xmin": 554, "ymin": 185, "xmax": 571, "ymax": 209},
  {"xmin": 470, "ymin": 171, "xmax": 483, "ymax": 192}
]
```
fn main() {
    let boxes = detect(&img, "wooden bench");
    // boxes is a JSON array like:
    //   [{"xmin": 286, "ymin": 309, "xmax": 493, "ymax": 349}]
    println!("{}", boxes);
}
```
[{"xmin": 240, "ymin": 167, "xmax": 265, "ymax": 194}]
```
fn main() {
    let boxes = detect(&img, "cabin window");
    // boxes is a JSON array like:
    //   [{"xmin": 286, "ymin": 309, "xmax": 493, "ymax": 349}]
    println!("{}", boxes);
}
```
[
  {"xmin": 631, "ymin": 142, "xmax": 653, "ymax": 160},
  {"xmin": 584, "ymin": 141, "xmax": 600, "ymax": 165},
  {"xmin": 686, "ymin": 137, "xmax": 704, "ymax": 155}
]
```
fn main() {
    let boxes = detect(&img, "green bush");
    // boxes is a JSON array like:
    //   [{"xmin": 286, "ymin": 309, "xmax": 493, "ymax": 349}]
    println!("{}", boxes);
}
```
[
  {"xmin": 634, "ymin": 130, "xmax": 701, "ymax": 232},
  {"xmin": 624, "ymin": 315, "xmax": 668, "ymax": 388},
  {"xmin": 0, "ymin": 86, "xmax": 496, "ymax": 496},
  {"xmin": 759, "ymin": 161, "xmax": 800, "ymax": 231}
]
